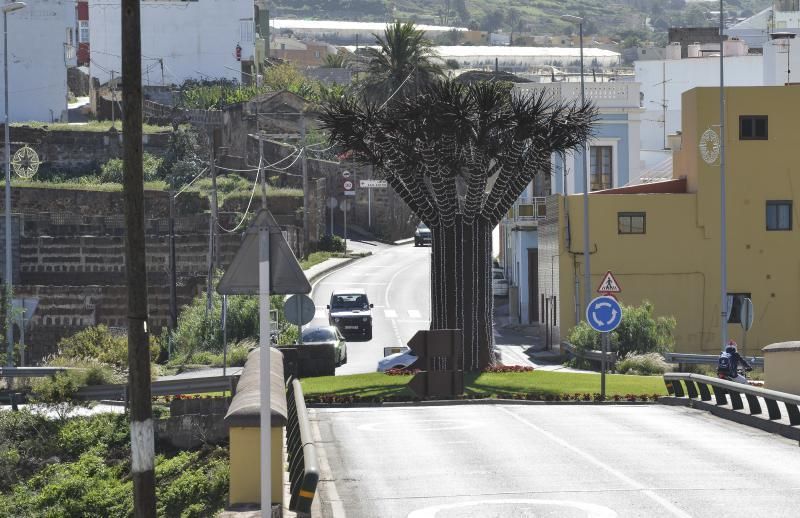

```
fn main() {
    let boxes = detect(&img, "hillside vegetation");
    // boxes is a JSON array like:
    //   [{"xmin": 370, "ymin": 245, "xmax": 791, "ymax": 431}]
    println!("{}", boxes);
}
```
[{"xmin": 267, "ymin": 0, "xmax": 772, "ymax": 44}]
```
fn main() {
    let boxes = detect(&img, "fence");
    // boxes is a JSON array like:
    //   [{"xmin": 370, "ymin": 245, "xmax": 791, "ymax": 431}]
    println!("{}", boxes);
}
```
[
  {"xmin": 663, "ymin": 373, "xmax": 800, "ymax": 441},
  {"xmin": 664, "ymin": 352, "xmax": 764, "ymax": 367},
  {"xmin": 286, "ymin": 378, "xmax": 320, "ymax": 515}
]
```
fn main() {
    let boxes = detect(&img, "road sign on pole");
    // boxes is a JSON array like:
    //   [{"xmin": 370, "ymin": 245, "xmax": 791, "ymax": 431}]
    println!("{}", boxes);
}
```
[
  {"xmin": 284, "ymin": 294, "xmax": 315, "ymax": 327},
  {"xmin": 740, "ymin": 297, "xmax": 754, "ymax": 357},
  {"xmin": 586, "ymin": 296, "xmax": 622, "ymax": 333},
  {"xmin": 407, "ymin": 329, "xmax": 464, "ymax": 398},
  {"xmin": 586, "ymin": 295, "xmax": 623, "ymax": 401},
  {"xmin": 359, "ymin": 179, "xmax": 388, "ymax": 188},
  {"xmin": 596, "ymin": 271, "xmax": 622, "ymax": 294}
]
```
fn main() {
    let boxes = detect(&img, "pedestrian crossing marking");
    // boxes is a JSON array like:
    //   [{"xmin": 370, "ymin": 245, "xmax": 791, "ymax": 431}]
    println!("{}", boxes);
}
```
[
  {"xmin": 384, "ymin": 309, "xmax": 398, "ymax": 318},
  {"xmin": 408, "ymin": 309, "xmax": 422, "ymax": 319}
]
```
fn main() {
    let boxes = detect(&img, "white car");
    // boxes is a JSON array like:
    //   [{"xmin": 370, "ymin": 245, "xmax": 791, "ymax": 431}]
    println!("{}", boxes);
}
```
[
  {"xmin": 377, "ymin": 348, "xmax": 418, "ymax": 371},
  {"xmin": 492, "ymin": 269, "xmax": 509, "ymax": 297}
]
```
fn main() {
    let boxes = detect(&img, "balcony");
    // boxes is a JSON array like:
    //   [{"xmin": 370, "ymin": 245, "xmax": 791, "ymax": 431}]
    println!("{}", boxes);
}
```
[
  {"xmin": 506, "ymin": 197, "xmax": 547, "ymax": 227},
  {"xmin": 514, "ymin": 82, "xmax": 641, "ymax": 110}
]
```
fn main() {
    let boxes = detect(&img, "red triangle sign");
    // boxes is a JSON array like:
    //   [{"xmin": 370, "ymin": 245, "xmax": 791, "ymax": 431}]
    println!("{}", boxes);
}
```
[{"xmin": 597, "ymin": 271, "xmax": 622, "ymax": 294}]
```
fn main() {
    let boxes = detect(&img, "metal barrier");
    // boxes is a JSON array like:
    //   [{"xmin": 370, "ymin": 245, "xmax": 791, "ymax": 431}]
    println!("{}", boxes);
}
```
[
  {"xmin": 562, "ymin": 341, "xmax": 617, "ymax": 366},
  {"xmin": 286, "ymin": 378, "xmax": 319, "ymax": 515},
  {"xmin": 0, "ymin": 366, "xmax": 79, "ymax": 378},
  {"xmin": 663, "ymin": 373, "xmax": 800, "ymax": 432},
  {"xmin": 74, "ymin": 375, "xmax": 239, "ymax": 401},
  {"xmin": 664, "ymin": 352, "xmax": 764, "ymax": 367}
]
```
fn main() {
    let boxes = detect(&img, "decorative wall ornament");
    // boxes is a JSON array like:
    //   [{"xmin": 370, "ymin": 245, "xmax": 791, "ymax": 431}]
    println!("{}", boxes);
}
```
[{"xmin": 11, "ymin": 145, "xmax": 41, "ymax": 179}]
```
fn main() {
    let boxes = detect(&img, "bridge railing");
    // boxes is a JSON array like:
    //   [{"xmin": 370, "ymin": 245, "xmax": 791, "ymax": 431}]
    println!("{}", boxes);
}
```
[
  {"xmin": 286, "ymin": 378, "xmax": 319, "ymax": 516},
  {"xmin": 663, "ymin": 373, "xmax": 800, "ymax": 428}
]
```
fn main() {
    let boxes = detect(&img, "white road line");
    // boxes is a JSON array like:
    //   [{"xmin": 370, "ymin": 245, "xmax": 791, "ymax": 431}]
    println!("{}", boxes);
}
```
[
  {"xmin": 396, "ymin": 319, "xmax": 431, "ymax": 324},
  {"xmin": 317, "ymin": 282, "xmax": 388, "ymax": 286},
  {"xmin": 384, "ymin": 309, "xmax": 398, "ymax": 318},
  {"xmin": 385, "ymin": 261, "xmax": 425, "ymax": 308},
  {"xmin": 314, "ymin": 310, "xmax": 327, "ymax": 319},
  {"xmin": 497, "ymin": 407, "xmax": 693, "ymax": 518},
  {"xmin": 408, "ymin": 309, "xmax": 422, "ymax": 319}
]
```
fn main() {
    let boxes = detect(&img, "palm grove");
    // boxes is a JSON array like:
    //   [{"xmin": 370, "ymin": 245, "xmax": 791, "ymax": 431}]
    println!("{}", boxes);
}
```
[{"xmin": 321, "ymin": 22, "xmax": 595, "ymax": 370}]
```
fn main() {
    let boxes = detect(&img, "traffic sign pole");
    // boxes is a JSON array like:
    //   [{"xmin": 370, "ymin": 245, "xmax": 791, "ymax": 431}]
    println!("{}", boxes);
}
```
[
  {"xmin": 587, "ymin": 295, "xmax": 623, "ymax": 400},
  {"xmin": 601, "ymin": 332, "xmax": 608, "ymax": 399}
]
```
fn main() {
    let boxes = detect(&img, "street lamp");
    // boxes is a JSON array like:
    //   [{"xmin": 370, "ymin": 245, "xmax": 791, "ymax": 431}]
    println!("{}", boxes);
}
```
[
  {"xmin": 4, "ymin": 0, "xmax": 25, "ymax": 366},
  {"xmin": 718, "ymin": 0, "xmax": 728, "ymax": 351},
  {"xmin": 561, "ymin": 14, "xmax": 592, "ymax": 321}
]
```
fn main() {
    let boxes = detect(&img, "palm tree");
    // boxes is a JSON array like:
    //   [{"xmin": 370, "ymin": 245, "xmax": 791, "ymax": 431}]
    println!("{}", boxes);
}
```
[
  {"xmin": 321, "ymin": 80, "xmax": 595, "ymax": 370},
  {"xmin": 361, "ymin": 21, "xmax": 444, "ymax": 100},
  {"xmin": 322, "ymin": 53, "xmax": 348, "ymax": 68}
]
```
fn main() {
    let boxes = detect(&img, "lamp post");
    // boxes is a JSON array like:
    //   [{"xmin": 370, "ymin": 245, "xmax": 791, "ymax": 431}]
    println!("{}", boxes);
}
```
[
  {"xmin": 719, "ymin": 0, "xmax": 728, "ymax": 351},
  {"xmin": 561, "ymin": 13, "xmax": 592, "ymax": 320},
  {"xmin": 3, "ymin": 0, "xmax": 25, "ymax": 366}
]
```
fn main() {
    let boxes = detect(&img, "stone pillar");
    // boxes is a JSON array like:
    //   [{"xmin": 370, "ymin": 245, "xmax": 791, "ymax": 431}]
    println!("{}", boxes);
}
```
[{"xmin": 762, "ymin": 341, "xmax": 800, "ymax": 395}]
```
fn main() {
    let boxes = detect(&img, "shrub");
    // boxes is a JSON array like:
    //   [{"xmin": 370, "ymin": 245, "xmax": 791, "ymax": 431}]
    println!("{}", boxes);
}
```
[
  {"xmin": 55, "ymin": 325, "xmax": 158, "ymax": 372},
  {"xmin": 100, "ymin": 152, "xmax": 163, "ymax": 183},
  {"xmin": 155, "ymin": 448, "xmax": 229, "ymax": 518},
  {"xmin": 615, "ymin": 352, "xmax": 670, "ymax": 376},
  {"xmin": 316, "ymin": 234, "xmax": 346, "ymax": 253},
  {"xmin": 0, "ymin": 410, "xmax": 58, "ymax": 491},
  {"xmin": 567, "ymin": 301, "xmax": 676, "ymax": 366}
]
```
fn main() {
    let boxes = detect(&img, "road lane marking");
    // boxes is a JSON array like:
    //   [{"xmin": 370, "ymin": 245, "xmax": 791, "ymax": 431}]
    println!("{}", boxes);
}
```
[
  {"xmin": 408, "ymin": 499, "xmax": 617, "ymax": 518},
  {"xmin": 317, "ymin": 282, "xmax": 388, "ymax": 286},
  {"xmin": 497, "ymin": 407, "xmax": 693, "ymax": 518},
  {"xmin": 384, "ymin": 309, "xmax": 398, "ymax": 318},
  {"xmin": 385, "ymin": 260, "xmax": 425, "ymax": 308},
  {"xmin": 408, "ymin": 309, "xmax": 422, "ymax": 319}
]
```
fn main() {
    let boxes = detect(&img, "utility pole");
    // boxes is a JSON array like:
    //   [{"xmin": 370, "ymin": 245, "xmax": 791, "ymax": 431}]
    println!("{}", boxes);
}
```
[
  {"xmin": 121, "ymin": 0, "xmax": 156, "ymax": 513},
  {"xmin": 300, "ymin": 115, "xmax": 309, "ymax": 258},
  {"xmin": 206, "ymin": 131, "xmax": 218, "ymax": 312},
  {"xmin": 110, "ymin": 70, "xmax": 115, "ymax": 129},
  {"xmin": 168, "ymin": 174, "xmax": 177, "ymax": 358},
  {"xmin": 719, "ymin": 0, "xmax": 729, "ymax": 351}
]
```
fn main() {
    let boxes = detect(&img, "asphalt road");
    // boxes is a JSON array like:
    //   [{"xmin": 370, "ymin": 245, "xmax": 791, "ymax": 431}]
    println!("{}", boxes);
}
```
[
  {"xmin": 309, "ymin": 241, "xmax": 432, "ymax": 375},
  {"xmin": 311, "ymin": 403, "xmax": 800, "ymax": 518}
]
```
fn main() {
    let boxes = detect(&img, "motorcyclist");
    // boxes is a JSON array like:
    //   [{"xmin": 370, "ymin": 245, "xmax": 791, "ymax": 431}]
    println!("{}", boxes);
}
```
[{"xmin": 717, "ymin": 339, "xmax": 753, "ymax": 384}]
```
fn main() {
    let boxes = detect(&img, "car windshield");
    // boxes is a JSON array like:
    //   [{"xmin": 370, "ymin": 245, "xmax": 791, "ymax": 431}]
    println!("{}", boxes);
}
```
[
  {"xmin": 493, "ymin": 271, "xmax": 505, "ymax": 280},
  {"xmin": 303, "ymin": 328, "xmax": 336, "ymax": 342},
  {"xmin": 417, "ymin": 222, "xmax": 429, "ymax": 231},
  {"xmin": 331, "ymin": 294, "xmax": 369, "ymax": 310}
]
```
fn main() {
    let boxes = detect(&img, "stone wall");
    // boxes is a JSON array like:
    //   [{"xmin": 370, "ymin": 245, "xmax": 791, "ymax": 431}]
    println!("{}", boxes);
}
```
[{"xmin": 0, "ymin": 125, "xmax": 172, "ymax": 176}]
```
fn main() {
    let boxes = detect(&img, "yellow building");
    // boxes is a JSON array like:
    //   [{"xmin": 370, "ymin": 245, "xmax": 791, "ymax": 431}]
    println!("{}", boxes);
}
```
[{"xmin": 540, "ymin": 85, "xmax": 800, "ymax": 355}]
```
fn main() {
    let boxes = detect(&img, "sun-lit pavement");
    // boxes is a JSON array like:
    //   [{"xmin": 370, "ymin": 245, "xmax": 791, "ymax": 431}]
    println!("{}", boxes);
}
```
[{"xmin": 311, "ymin": 403, "xmax": 800, "ymax": 518}]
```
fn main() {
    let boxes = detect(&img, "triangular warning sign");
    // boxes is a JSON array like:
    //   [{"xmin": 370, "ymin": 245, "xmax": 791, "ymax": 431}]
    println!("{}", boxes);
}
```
[
  {"xmin": 596, "ymin": 271, "xmax": 621, "ymax": 294},
  {"xmin": 217, "ymin": 209, "xmax": 311, "ymax": 295}
]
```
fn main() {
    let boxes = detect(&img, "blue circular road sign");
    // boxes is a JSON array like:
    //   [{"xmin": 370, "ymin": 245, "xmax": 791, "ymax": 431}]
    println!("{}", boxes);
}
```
[{"xmin": 586, "ymin": 296, "xmax": 622, "ymax": 333}]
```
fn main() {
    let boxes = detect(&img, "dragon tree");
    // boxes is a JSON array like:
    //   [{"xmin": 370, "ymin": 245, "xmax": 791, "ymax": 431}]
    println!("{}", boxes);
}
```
[{"xmin": 320, "ymin": 79, "xmax": 595, "ymax": 371}]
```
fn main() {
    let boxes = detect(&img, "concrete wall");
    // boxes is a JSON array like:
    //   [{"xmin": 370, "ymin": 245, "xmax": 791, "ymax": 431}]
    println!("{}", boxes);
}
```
[
  {"xmin": 0, "ymin": 0, "xmax": 75, "ymax": 122},
  {"xmin": 0, "ymin": 125, "xmax": 172, "ymax": 176},
  {"xmin": 762, "ymin": 342, "xmax": 800, "ymax": 395},
  {"xmin": 229, "ymin": 424, "xmax": 283, "ymax": 505},
  {"xmin": 546, "ymin": 86, "xmax": 800, "ymax": 354},
  {"xmin": 88, "ymin": 0, "xmax": 254, "ymax": 86}
]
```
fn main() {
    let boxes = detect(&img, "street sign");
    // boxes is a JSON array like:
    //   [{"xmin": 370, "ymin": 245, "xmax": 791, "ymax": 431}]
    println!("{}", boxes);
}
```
[
  {"xmin": 341, "ymin": 170, "xmax": 352, "ymax": 179},
  {"xmin": 359, "ymin": 179, "xmax": 388, "ymax": 188},
  {"xmin": 740, "ymin": 297, "xmax": 754, "ymax": 332},
  {"xmin": 339, "ymin": 199, "xmax": 351, "ymax": 212},
  {"xmin": 284, "ymin": 294, "xmax": 316, "ymax": 326},
  {"xmin": 217, "ymin": 209, "xmax": 311, "ymax": 295},
  {"xmin": 343, "ymin": 180, "xmax": 354, "ymax": 191},
  {"xmin": 11, "ymin": 298, "xmax": 38, "ymax": 328},
  {"xmin": 586, "ymin": 296, "xmax": 623, "ymax": 333},
  {"xmin": 596, "ymin": 271, "xmax": 621, "ymax": 294},
  {"xmin": 326, "ymin": 197, "xmax": 338, "ymax": 209}
]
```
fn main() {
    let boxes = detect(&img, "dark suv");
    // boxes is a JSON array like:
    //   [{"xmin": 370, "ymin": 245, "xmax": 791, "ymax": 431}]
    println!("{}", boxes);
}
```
[
  {"xmin": 327, "ymin": 288, "xmax": 373, "ymax": 340},
  {"xmin": 414, "ymin": 222, "xmax": 431, "ymax": 247}
]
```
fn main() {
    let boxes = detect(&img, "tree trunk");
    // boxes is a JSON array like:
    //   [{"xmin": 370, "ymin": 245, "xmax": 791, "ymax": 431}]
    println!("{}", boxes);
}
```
[{"xmin": 430, "ymin": 215, "xmax": 493, "ymax": 371}]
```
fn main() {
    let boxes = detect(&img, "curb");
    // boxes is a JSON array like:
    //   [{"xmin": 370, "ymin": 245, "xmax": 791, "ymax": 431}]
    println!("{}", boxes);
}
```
[
  {"xmin": 393, "ymin": 237, "xmax": 414, "ymax": 245},
  {"xmin": 305, "ymin": 256, "xmax": 362, "ymax": 286},
  {"xmin": 307, "ymin": 398, "xmax": 658, "ymax": 409}
]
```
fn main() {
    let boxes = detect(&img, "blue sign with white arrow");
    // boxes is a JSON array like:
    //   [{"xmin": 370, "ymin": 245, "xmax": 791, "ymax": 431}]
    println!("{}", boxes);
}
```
[{"xmin": 586, "ymin": 296, "xmax": 622, "ymax": 333}]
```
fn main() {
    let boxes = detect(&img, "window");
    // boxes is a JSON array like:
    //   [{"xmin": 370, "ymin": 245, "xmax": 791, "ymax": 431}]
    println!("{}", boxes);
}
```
[
  {"xmin": 740, "ymin": 115, "xmax": 768, "ymax": 140},
  {"xmin": 766, "ymin": 200, "xmax": 792, "ymax": 231},
  {"xmin": 79, "ymin": 21, "xmax": 89, "ymax": 44},
  {"xmin": 590, "ymin": 146, "xmax": 612, "ymax": 190},
  {"xmin": 618, "ymin": 212, "xmax": 646, "ymax": 234},
  {"xmin": 727, "ymin": 293, "xmax": 751, "ymax": 324},
  {"xmin": 314, "ymin": 50, "xmax": 321, "ymax": 58}
]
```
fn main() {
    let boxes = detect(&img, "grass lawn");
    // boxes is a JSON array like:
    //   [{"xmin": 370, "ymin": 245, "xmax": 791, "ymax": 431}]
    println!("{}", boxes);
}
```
[
  {"xmin": 301, "ymin": 251, "xmax": 345, "ymax": 270},
  {"xmin": 300, "ymin": 371, "xmax": 668, "ymax": 400}
]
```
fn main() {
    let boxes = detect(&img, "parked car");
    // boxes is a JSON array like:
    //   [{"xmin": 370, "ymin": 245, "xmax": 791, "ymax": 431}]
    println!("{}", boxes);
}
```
[
  {"xmin": 492, "ymin": 269, "xmax": 509, "ymax": 297},
  {"xmin": 328, "ymin": 288, "xmax": 373, "ymax": 340},
  {"xmin": 301, "ymin": 326, "xmax": 348, "ymax": 367},
  {"xmin": 377, "ymin": 348, "xmax": 418, "ymax": 371},
  {"xmin": 414, "ymin": 222, "xmax": 432, "ymax": 247}
]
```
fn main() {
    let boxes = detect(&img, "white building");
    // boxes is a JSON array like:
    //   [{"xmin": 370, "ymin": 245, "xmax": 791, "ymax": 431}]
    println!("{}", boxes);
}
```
[
  {"xmin": 0, "ymin": 0, "xmax": 76, "ymax": 122},
  {"xmin": 88, "ymin": 0, "xmax": 255, "ymax": 86},
  {"xmin": 728, "ymin": 1, "xmax": 800, "ymax": 49},
  {"xmin": 498, "ymin": 81, "xmax": 642, "ymax": 326},
  {"xmin": 345, "ymin": 45, "xmax": 621, "ymax": 72},
  {"xmin": 269, "ymin": 19, "xmax": 466, "ymax": 45}
]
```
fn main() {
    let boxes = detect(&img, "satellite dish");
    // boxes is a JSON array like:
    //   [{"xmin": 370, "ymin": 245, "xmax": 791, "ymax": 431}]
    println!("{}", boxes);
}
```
[{"xmin": 11, "ymin": 145, "xmax": 40, "ymax": 179}]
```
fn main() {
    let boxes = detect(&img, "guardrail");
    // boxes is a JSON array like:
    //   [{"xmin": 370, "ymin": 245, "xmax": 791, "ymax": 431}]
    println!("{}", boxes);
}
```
[
  {"xmin": 75, "ymin": 375, "xmax": 239, "ymax": 402},
  {"xmin": 286, "ymin": 378, "xmax": 319, "ymax": 515},
  {"xmin": 562, "ymin": 341, "xmax": 617, "ymax": 366},
  {"xmin": 663, "ymin": 373, "xmax": 800, "ymax": 438},
  {"xmin": 0, "ymin": 366, "xmax": 79, "ymax": 378},
  {"xmin": 664, "ymin": 352, "xmax": 764, "ymax": 367}
]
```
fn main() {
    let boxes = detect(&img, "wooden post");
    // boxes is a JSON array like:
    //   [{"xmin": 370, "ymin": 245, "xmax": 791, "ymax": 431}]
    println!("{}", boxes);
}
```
[{"xmin": 121, "ymin": 0, "xmax": 156, "ymax": 514}]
